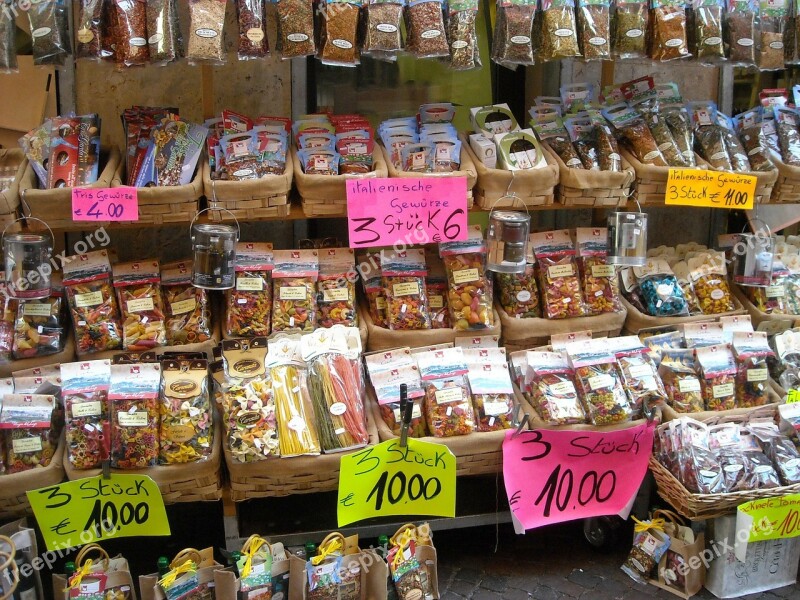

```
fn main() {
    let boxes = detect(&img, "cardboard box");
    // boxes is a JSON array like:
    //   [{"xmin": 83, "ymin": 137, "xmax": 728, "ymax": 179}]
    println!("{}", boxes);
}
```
[{"xmin": 468, "ymin": 133, "xmax": 496, "ymax": 169}]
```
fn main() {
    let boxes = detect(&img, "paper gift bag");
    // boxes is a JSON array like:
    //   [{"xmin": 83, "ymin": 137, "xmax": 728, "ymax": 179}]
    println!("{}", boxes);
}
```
[
  {"xmin": 53, "ymin": 544, "xmax": 136, "ymax": 600},
  {"xmin": 139, "ymin": 547, "xmax": 221, "ymax": 600},
  {"xmin": 213, "ymin": 540, "xmax": 291, "ymax": 599},
  {"xmin": 390, "ymin": 523, "xmax": 439, "ymax": 600},
  {"xmin": 0, "ymin": 519, "xmax": 44, "ymax": 599},
  {"xmin": 647, "ymin": 509, "xmax": 705, "ymax": 599}
]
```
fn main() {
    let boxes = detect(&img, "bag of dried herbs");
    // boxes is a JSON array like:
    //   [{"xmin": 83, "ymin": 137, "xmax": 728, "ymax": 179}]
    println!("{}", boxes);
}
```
[
  {"xmin": 565, "ymin": 117, "xmax": 600, "ymax": 169},
  {"xmin": 691, "ymin": 0, "xmax": 726, "ymax": 62},
  {"xmin": 76, "ymin": 0, "xmax": 104, "ymax": 60},
  {"xmin": 759, "ymin": 0, "xmax": 788, "ymax": 70},
  {"xmin": 734, "ymin": 109, "xmax": 775, "ymax": 171},
  {"xmin": 531, "ymin": 115, "xmax": 585, "ymax": 169},
  {"xmin": 630, "ymin": 92, "xmax": 688, "ymax": 167},
  {"xmin": 726, "ymin": 0, "xmax": 758, "ymax": 66},
  {"xmin": 406, "ymin": 0, "xmax": 450, "ymax": 57},
  {"xmin": 447, "ymin": 0, "xmax": 481, "ymax": 69},
  {"xmin": 614, "ymin": 0, "xmax": 648, "ymax": 58},
  {"xmin": 187, "ymin": 0, "xmax": 227, "ymax": 65},
  {"xmin": 650, "ymin": 0, "xmax": 691, "ymax": 61},
  {"xmin": 319, "ymin": 0, "xmax": 362, "ymax": 66},
  {"xmin": 277, "ymin": 0, "xmax": 317, "ymax": 58},
  {"xmin": 147, "ymin": 0, "xmax": 183, "ymax": 65},
  {"xmin": 363, "ymin": 0, "xmax": 405, "ymax": 58},
  {"xmin": 27, "ymin": 0, "xmax": 72, "ymax": 66},
  {"xmin": 602, "ymin": 102, "xmax": 669, "ymax": 167},
  {"xmin": 689, "ymin": 101, "xmax": 734, "ymax": 170},
  {"xmin": 0, "ymin": 0, "xmax": 17, "ymax": 73},
  {"xmin": 774, "ymin": 105, "xmax": 800, "ymax": 166},
  {"xmin": 539, "ymin": 0, "xmax": 582, "ymax": 60},
  {"xmin": 115, "ymin": 0, "xmax": 150, "ymax": 66},
  {"xmin": 657, "ymin": 83, "xmax": 697, "ymax": 167},
  {"xmin": 578, "ymin": 0, "xmax": 611, "ymax": 59},
  {"xmin": 492, "ymin": 0, "xmax": 537, "ymax": 67},
  {"xmin": 718, "ymin": 113, "xmax": 752, "ymax": 171},
  {"xmin": 236, "ymin": 0, "xmax": 270, "ymax": 59}
]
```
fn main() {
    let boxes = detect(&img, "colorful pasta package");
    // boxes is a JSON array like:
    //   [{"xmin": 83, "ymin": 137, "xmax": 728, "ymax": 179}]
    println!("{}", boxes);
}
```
[
  {"xmin": 160, "ymin": 358, "xmax": 212, "ymax": 464},
  {"xmin": 496, "ymin": 266, "xmax": 541, "ymax": 318},
  {"xmin": 732, "ymin": 331, "xmax": 774, "ymax": 408},
  {"xmin": 531, "ymin": 229, "xmax": 586, "ymax": 320},
  {"xmin": 13, "ymin": 288, "xmax": 66, "ymax": 360},
  {"xmin": 317, "ymin": 248, "xmax": 357, "ymax": 328},
  {"xmin": 440, "ymin": 225, "xmax": 494, "ymax": 330},
  {"xmin": 109, "ymin": 362, "xmax": 161, "ymax": 468},
  {"xmin": 218, "ymin": 337, "xmax": 279, "ymax": 461},
  {"xmin": 464, "ymin": 348, "xmax": 516, "ymax": 431},
  {"xmin": 226, "ymin": 242, "xmax": 274, "ymax": 337},
  {"xmin": 633, "ymin": 258, "xmax": 690, "ymax": 317},
  {"xmin": 267, "ymin": 335, "xmax": 320, "ymax": 457},
  {"xmin": 426, "ymin": 253, "xmax": 451, "ymax": 329},
  {"xmin": 62, "ymin": 359, "xmax": 112, "ymax": 469},
  {"xmin": 567, "ymin": 341, "xmax": 633, "ymax": 425},
  {"xmin": 113, "ymin": 260, "xmax": 167, "ymax": 351},
  {"xmin": 683, "ymin": 322, "xmax": 725, "ymax": 349},
  {"xmin": 272, "ymin": 250, "xmax": 319, "ymax": 333},
  {"xmin": 686, "ymin": 251, "xmax": 736, "ymax": 314},
  {"xmin": 366, "ymin": 347, "xmax": 428, "ymax": 437},
  {"xmin": 63, "ymin": 251, "xmax": 123, "ymax": 355},
  {"xmin": 382, "ymin": 248, "xmax": 432, "ymax": 330},
  {"xmin": 746, "ymin": 259, "xmax": 791, "ymax": 314},
  {"xmin": 0, "ymin": 394, "xmax": 57, "ymax": 473},
  {"xmin": 526, "ymin": 350, "xmax": 586, "ymax": 425},
  {"xmin": 576, "ymin": 227, "xmax": 620, "ymax": 315},
  {"xmin": 418, "ymin": 347, "xmax": 475, "ymax": 437},
  {"xmin": 611, "ymin": 336, "xmax": 668, "ymax": 418},
  {"xmin": 696, "ymin": 344, "xmax": 737, "ymax": 411},
  {"xmin": 161, "ymin": 260, "xmax": 212, "ymax": 346}
]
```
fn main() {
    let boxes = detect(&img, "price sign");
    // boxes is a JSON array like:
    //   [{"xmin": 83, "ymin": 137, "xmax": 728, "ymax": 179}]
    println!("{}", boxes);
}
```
[
  {"xmin": 27, "ymin": 474, "xmax": 170, "ymax": 551},
  {"xmin": 502, "ymin": 424, "xmax": 654, "ymax": 531},
  {"xmin": 735, "ymin": 495, "xmax": 800, "ymax": 560},
  {"xmin": 337, "ymin": 439, "xmax": 456, "ymax": 527},
  {"xmin": 787, "ymin": 390, "xmax": 800, "ymax": 403},
  {"xmin": 346, "ymin": 177, "xmax": 468, "ymax": 248},
  {"xmin": 72, "ymin": 187, "xmax": 139, "ymax": 222},
  {"xmin": 665, "ymin": 169, "xmax": 756, "ymax": 210}
]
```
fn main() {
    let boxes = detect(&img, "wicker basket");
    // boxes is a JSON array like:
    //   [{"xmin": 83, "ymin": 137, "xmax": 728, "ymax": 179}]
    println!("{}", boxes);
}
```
[
  {"xmin": 0, "ymin": 329, "xmax": 76, "ymax": 378},
  {"xmin": 0, "ymin": 149, "xmax": 27, "ymax": 228},
  {"xmin": 360, "ymin": 304, "xmax": 502, "ymax": 352},
  {"xmin": 380, "ymin": 143, "xmax": 476, "ymax": 209},
  {"xmin": 225, "ymin": 403, "xmax": 381, "ymax": 501},
  {"xmin": 203, "ymin": 157, "xmax": 293, "ymax": 220},
  {"xmin": 62, "ymin": 431, "xmax": 223, "ymax": 503},
  {"xmin": 460, "ymin": 135, "xmax": 556, "ymax": 209},
  {"xmin": 542, "ymin": 145, "xmax": 635, "ymax": 208},
  {"xmin": 0, "ymin": 437, "xmax": 65, "ymax": 519},
  {"xmin": 768, "ymin": 153, "xmax": 800, "ymax": 203},
  {"xmin": 731, "ymin": 284, "xmax": 798, "ymax": 333},
  {"xmin": 292, "ymin": 147, "xmax": 388, "ymax": 217},
  {"xmin": 497, "ymin": 302, "xmax": 626, "ymax": 353},
  {"xmin": 18, "ymin": 147, "xmax": 121, "ymax": 229},
  {"xmin": 621, "ymin": 150, "xmax": 713, "ymax": 205},
  {"xmin": 620, "ymin": 294, "xmax": 746, "ymax": 335},
  {"xmin": 368, "ymin": 394, "xmax": 509, "ymax": 476},
  {"xmin": 111, "ymin": 162, "xmax": 201, "ymax": 225}
]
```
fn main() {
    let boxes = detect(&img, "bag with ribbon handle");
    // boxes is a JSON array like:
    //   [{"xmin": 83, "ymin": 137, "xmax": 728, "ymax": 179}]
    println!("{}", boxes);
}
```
[
  {"xmin": 0, "ymin": 535, "xmax": 19, "ymax": 600},
  {"xmin": 214, "ymin": 536, "xmax": 291, "ymax": 600},
  {"xmin": 54, "ymin": 544, "xmax": 137, "ymax": 600},
  {"xmin": 139, "ymin": 547, "xmax": 221, "ymax": 600},
  {"xmin": 387, "ymin": 523, "xmax": 439, "ymax": 600},
  {"xmin": 650, "ymin": 509, "xmax": 705, "ymax": 599},
  {"xmin": 0, "ymin": 520, "xmax": 44, "ymax": 598},
  {"xmin": 621, "ymin": 515, "xmax": 671, "ymax": 585},
  {"xmin": 286, "ymin": 532, "xmax": 365, "ymax": 600}
]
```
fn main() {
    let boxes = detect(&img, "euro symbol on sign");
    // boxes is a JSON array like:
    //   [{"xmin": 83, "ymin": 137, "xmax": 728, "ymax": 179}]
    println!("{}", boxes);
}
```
[
  {"xmin": 340, "ymin": 493, "xmax": 355, "ymax": 507},
  {"xmin": 509, "ymin": 491, "xmax": 522, "ymax": 506},
  {"xmin": 51, "ymin": 518, "xmax": 76, "ymax": 536}
]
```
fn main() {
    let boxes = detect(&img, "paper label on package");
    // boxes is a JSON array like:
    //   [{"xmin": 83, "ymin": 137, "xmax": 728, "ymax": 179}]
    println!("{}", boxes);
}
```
[
  {"xmin": 118, "ymin": 411, "xmax": 149, "ymax": 427},
  {"xmin": 73, "ymin": 401, "xmax": 102, "ymax": 418},
  {"xmin": 12, "ymin": 437, "xmax": 43, "ymax": 454},
  {"xmin": 591, "ymin": 265, "xmax": 616, "ymax": 278},
  {"xmin": 280, "ymin": 286, "xmax": 307, "ymax": 300},
  {"xmin": 713, "ymin": 383, "xmax": 735, "ymax": 398},
  {"xmin": 322, "ymin": 288, "xmax": 350, "ymax": 302},
  {"xmin": 435, "ymin": 387, "xmax": 465, "ymax": 404},
  {"xmin": 429, "ymin": 295, "xmax": 444, "ymax": 308},
  {"xmin": 22, "ymin": 303, "xmax": 53, "ymax": 317},
  {"xmin": 452, "ymin": 269, "xmax": 480, "ymax": 284},
  {"xmin": 548, "ymin": 264, "xmax": 575, "ymax": 278},
  {"xmin": 392, "ymin": 282, "xmax": 420, "ymax": 297},
  {"xmin": 548, "ymin": 381, "xmax": 577, "ymax": 396},
  {"xmin": 588, "ymin": 374, "xmax": 614, "ymax": 391},
  {"xmin": 678, "ymin": 378, "xmax": 701, "ymax": 393},
  {"xmin": 236, "ymin": 277, "xmax": 264, "ymax": 291},
  {"xmin": 127, "ymin": 298, "xmax": 154, "ymax": 313},
  {"xmin": 627, "ymin": 364, "xmax": 653, "ymax": 380},
  {"xmin": 170, "ymin": 298, "xmax": 197, "ymax": 315},
  {"xmin": 74, "ymin": 291, "xmax": 104, "ymax": 308},
  {"xmin": 747, "ymin": 368, "xmax": 769, "ymax": 382}
]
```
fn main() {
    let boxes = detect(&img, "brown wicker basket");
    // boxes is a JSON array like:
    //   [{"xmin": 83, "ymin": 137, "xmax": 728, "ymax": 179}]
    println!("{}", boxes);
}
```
[
  {"xmin": 18, "ymin": 147, "xmax": 121, "ymax": 229},
  {"xmin": 0, "ymin": 149, "xmax": 26, "ymax": 228},
  {"xmin": 360, "ymin": 304, "xmax": 502, "ymax": 352},
  {"xmin": 620, "ymin": 293, "xmax": 747, "ymax": 335},
  {"xmin": 497, "ymin": 302, "xmax": 626, "ymax": 353},
  {"xmin": 460, "ymin": 135, "xmax": 557, "ymax": 209},
  {"xmin": 111, "ymin": 162, "xmax": 201, "ymax": 225},
  {"xmin": 205, "ymin": 159, "xmax": 292, "ymax": 221},
  {"xmin": 0, "ymin": 329, "xmax": 76, "ymax": 378},
  {"xmin": 292, "ymin": 147, "xmax": 388, "ymax": 217},
  {"xmin": 380, "ymin": 143, "xmax": 476, "ymax": 209},
  {"xmin": 542, "ymin": 145, "xmax": 635, "ymax": 208},
  {"xmin": 621, "ymin": 150, "xmax": 715, "ymax": 205},
  {"xmin": 62, "ymin": 430, "xmax": 223, "ymax": 503},
  {"xmin": 0, "ymin": 437, "xmax": 65, "ymax": 518},
  {"xmin": 224, "ymin": 403, "xmax": 381, "ymax": 501},
  {"xmin": 731, "ymin": 284, "xmax": 798, "ymax": 333},
  {"xmin": 768, "ymin": 153, "xmax": 800, "ymax": 203}
]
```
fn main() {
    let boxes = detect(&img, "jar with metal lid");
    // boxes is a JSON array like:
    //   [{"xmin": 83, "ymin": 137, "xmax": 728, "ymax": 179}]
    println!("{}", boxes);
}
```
[
  {"xmin": 4, "ymin": 224, "xmax": 53, "ymax": 300},
  {"xmin": 487, "ymin": 210, "xmax": 531, "ymax": 273},
  {"xmin": 191, "ymin": 222, "xmax": 238, "ymax": 290},
  {"xmin": 607, "ymin": 211, "xmax": 647, "ymax": 267}
]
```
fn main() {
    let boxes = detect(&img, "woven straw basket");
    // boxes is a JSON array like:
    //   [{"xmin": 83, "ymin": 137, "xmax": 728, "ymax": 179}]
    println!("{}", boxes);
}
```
[
  {"xmin": 204, "ymin": 158, "xmax": 292, "ymax": 221},
  {"xmin": 731, "ymin": 284, "xmax": 799, "ymax": 333},
  {"xmin": 112, "ymin": 161, "xmax": 202, "ymax": 225},
  {"xmin": 542, "ymin": 145, "xmax": 634, "ymax": 208},
  {"xmin": 620, "ymin": 294, "xmax": 747, "ymax": 335},
  {"xmin": 769, "ymin": 154, "xmax": 800, "ymax": 203}
]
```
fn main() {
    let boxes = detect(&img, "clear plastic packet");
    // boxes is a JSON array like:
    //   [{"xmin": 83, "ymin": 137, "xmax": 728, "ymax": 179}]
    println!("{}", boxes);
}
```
[
  {"xmin": 161, "ymin": 260, "xmax": 213, "ymax": 346},
  {"xmin": 671, "ymin": 262, "xmax": 703, "ymax": 315},
  {"xmin": 737, "ymin": 119, "xmax": 775, "ymax": 172},
  {"xmin": 272, "ymin": 250, "xmax": 319, "ymax": 333},
  {"xmin": 418, "ymin": 348, "xmax": 475, "ymax": 437},
  {"xmin": 696, "ymin": 344, "xmax": 737, "ymax": 411},
  {"xmin": 759, "ymin": 0, "xmax": 788, "ymax": 70},
  {"xmin": 320, "ymin": 0, "xmax": 362, "ymax": 66},
  {"xmin": 708, "ymin": 423, "xmax": 747, "ymax": 491},
  {"xmin": 0, "ymin": 2, "xmax": 13, "ymax": 72},
  {"xmin": 614, "ymin": 0, "xmax": 648, "ymax": 58},
  {"xmin": 109, "ymin": 362, "xmax": 160, "ymax": 468},
  {"xmin": 659, "ymin": 349, "xmax": 704, "ymax": 412},
  {"xmin": 596, "ymin": 122, "xmax": 623, "ymax": 171},
  {"xmin": 0, "ymin": 394, "xmax": 57, "ymax": 473},
  {"xmin": 733, "ymin": 331, "xmax": 774, "ymax": 408},
  {"xmin": 526, "ymin": 350, "xmax": 586, "ymax": 425},
  {"xmin": 719, "ymin": 115, "xmax": 752, "ymax": 171},
  {"xmin": 643, "ymin": 330, "xmax": 684, "ymax": 363},
  {"xmin": 602, "ymin": 103, "xmax": 668, "ymax": 166},
  {"xmin": 13, "ymin": 294, "xmax": 65, "ymax": 359},
  {"xmin": 160, "ymin": 358, "xmax": 212, "ymax": 464},
  {"xmin": 187, "ymin": 0, "xmax": 227, "ymax": 64},
  {"xmin": 740, "ymin": 443, "xmax": 782, "ymax": 489},
  {"xmin": 530, "ymin": 230, "xmax": 586, "ymax": 320},
  {"xmin": 364, "ymin": 0, "xmax": 405, "ymax": 56},
  {"xmin": 76, "ymin": 0, "xmax": 105, "ymax": 60},
  {"xmin": 114, "ymin": 0, "xmax": 150, "ymax": 66},
  {"xmin": 683, "ymin": 322, "xmax": 725, "ymax": 349},
  {"xmin": 687, "ymin": 251, "xmax": 735, "ymax": 314},
  {"xmin": 576, "ymin": 228, "xmax": 620, "ymax": 315},
  {"xmin": 496, "ymin": 267, "xmax": 541, "ymax": 318},
  {"xmin": 317, "ymin": 249, "xmax": 357, "ymax": 328},
  {"xmin": 775, "ymin": 106, "xmax": 800, "ymax": 165},
  {"xmin": 440, "ymin": 226, "xmax": 494, "ymax": 331},
  {"xmin": 633, "ymin": 259, "xmax": 690, "ymax": 317},
  {"xmin": 62, "ymin": 359, "xmax": 112, "ymax": 470},
  {"xmin": 236, "ymin": 0, "xmax": 269, "ymax": 59},
  {"xmin": 631, "ymin": 99, "xmax": 688, "ymax": 168},
  {"xmin": 649, "ymin": 0, "xmax": 690, "ymax": 60},
  {"xmin": 427, "ymin": 280, "xmax": 451, "ymax": 328},
  {"xmin": 578, "ymin": 0, "xmax": 611, "ymax": 59},
  {"xmin": 751, "ymin": 422, "xmax": 800, "ymax": 485},
  {"xmin": 567, "ymin": 342, "xmax": 633, "ymax": 425},
  {"xmin": 531, "ymin": 116, "xmax": 584, "ymax": 168},
  {"xmin": 622, "ymin": 527, "xmax": 671, "ymax": 584},
  {"xmin": 405, "ymin": 0, "xmax": 450, "ymax": 57},
  {"xmin": 726, "ymin": 0, "xmax": 758, "ymax": 66},
  {"xmin": 277, "ymin": 0, "xmax": 317, "ymax": 58},
  {"xmin": 226, "ymin": 242, "xmax": 274, "ymax": 337},
  {"xmin": 679, "ymin": 420, "xmax": 726, "ymax": 493},
  {"xmin": 464, "ymin": 351, "xmax": 515, "ymax": 431},
  {"xmin": 147, "ymin": 0, "xmax": 183, "ymax": 65},
  {"xmin": 784, "ymin": 254, "xmax": 800, "ymax": 314},
  {"xmin": 447, "ymin": 0, "xmax": 481, "ymax": 69},
  {"xmin": 614, "ymin": 340, "xmax": 668, "ymax": 417},
  {"xmin": 692, "ymin": 0, "xmax": 726, "ymax": 61},
  {"xmin": 565, "ymin": 117, "xmax": 600, "ymax": 169},
  {"xmin": 382, "ymin": 249, "xmax": 432, "ymax": 330},
  {"xmin": 27, "ymin": 0, "xmax": 71, "ymax": 66},
  {"xmin": 663, "ymin": 106, "xmax": 697, "ymax": 167},
  {"xmin": 367, "ymin": 348, "xmax": 428, "ymax": 436},
  {"xmin": 492, "ymin": 0, "xmax": 536, "ymax": 66},
  {"xmin": 114, "ymin": 260, "xmax": 168, "ymax": 352},
  {"xmin": 364, "ymin": 275, "xmax": 388, "ymax": 327},
  {"xmin": 540, "ymin": 0, "xmax": 581, "ymax": 60}
]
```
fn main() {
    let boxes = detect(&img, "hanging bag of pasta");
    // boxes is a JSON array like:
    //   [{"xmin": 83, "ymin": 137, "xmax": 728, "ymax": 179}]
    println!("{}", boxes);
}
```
[
  {"xmin": 226, "ymin": 242, "xmax": 274, "ymax": 337},
  {"xmin": 113, "ymin": 260, "xmax": 168, "ymax": 351},
  {"xmin": 540, "ymin": 0, "xmax": 582, "ymax": 59},
  {"xmin": 161, "ymin": 260, "xmax": 212, "ymax": 346},
  {"xmin": 272, "ymin": 250, "xmax": 319, "ymax": 333},
  {"xmin": 492, "ymin": 0, "xmax": 537, "ymax": 66},
  {"xmin": 160, "ymin": 358, "xmax": 213, "ymax": 464},
  {"xmin": 649, "ymin": 0, "xmax": 691, "ymax": 60}
]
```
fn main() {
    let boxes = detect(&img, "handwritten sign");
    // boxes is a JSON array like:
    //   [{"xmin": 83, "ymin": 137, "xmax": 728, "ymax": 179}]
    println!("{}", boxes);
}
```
[
  {"xmin": 665, "ymin": 169, "xmax": 756, "ymax": 210},
  {"xmin": 735, "ymin": 494, "xmax": 800, "ymax": 560},
  {"xmin": 788, "ymin": 390, "xmax": 800, "ymax": 403},
  {"xmin": 346, "ymin": 177, "xmax": 468, "ymax": 248},
  {"xmin": 28, "ymin": 474, "xmax": 170, "ymax": 551},
  {"xmin": 503, "ymin": 424, "xmax": 653, "ymax": 531},
  {"xmin": 337, "ymin": 438, "xmax": 456, "ymax": 526},
  {"xmin": 72, "ymin": 187, "xmax": 139, "ymax": 222}
]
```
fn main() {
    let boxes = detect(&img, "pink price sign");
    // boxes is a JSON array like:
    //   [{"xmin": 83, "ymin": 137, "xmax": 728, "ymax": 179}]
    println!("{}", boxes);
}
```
[
  {"xmin": 346, "ymin": 177, "xmax": 468, "ymax": 248},
  {"xmin": 502, "ymin": 423, "xmax": 654, "ymax": 531},
  {"xmin": 72, "ymin": 187, "xmax": 139, "ymax": 222}
]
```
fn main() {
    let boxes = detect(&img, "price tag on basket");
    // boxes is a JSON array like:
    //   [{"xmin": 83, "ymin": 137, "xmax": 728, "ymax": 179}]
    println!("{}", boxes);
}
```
[
  {"xmin": 72, "ymin": 187, "xmax": 139, "ymax": 222},
  {"xmin": 27, "ymin": 473, "xmax": 170, "ymax": 551},
  {"xmin": 664, "ymin": 169, "xmax": 756, "ymax": 209},
  {"xmin": 502, "ymin": 423, "xmax": 654, "ymax": 531},
  {"xmin": 735, "ymin": 494, "xmax": 800, "ymax": 560}
]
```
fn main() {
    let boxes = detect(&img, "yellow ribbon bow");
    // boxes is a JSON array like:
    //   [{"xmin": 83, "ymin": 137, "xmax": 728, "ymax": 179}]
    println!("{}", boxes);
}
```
[
  {"xmin": 632, "ymin": 516, "xmax": 666, "ymax": 533},
  {"xmin": 310, "ymin": 538, "xmax": 343, "ymax": 566},
  {"xmin": 66, "ymin": 561, "xmax": 93, "ymax": 591},
  {"xmin": 158, "ymin": 560, "xmax": 197, "ymax": 589},
  {"xmin": 240, "ymin": 536, "xmax": 268, "ymax": 579}
]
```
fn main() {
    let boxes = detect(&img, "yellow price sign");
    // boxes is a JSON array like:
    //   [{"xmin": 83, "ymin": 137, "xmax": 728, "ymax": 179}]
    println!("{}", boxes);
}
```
[
  {"xmin": 788, "ymin": 389, "xmax": 800, "ymax": 403},
  {"xmin": 27, "ymin": 474, "xmax": 170, "ymax": 551},
  {"xmin": 665, "ymin": 169, "xmax": 756, "ymax": 209},
  {"xmin": 337, "ymin": 438, "xmax": 456, "ymax": 527},
  {"xmin": 736, "ymin": 494, "xmax": 800, "ymax": 550}
]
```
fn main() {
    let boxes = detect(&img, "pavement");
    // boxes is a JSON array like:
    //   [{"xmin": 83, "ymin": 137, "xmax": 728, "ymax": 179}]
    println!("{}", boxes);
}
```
[{"xmin": 433, "ymin": 521, "xmax": 800, "ymax": 600}]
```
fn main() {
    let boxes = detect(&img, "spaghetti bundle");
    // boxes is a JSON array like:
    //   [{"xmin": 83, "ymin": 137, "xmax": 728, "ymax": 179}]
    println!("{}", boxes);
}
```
[
  {"xmin": 308, "ymin": 352, "xmax": 369, "ymax": 452},
  {"xmin": 271, "ymin": 363, "xmax": 320, "ymax": 457}
]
